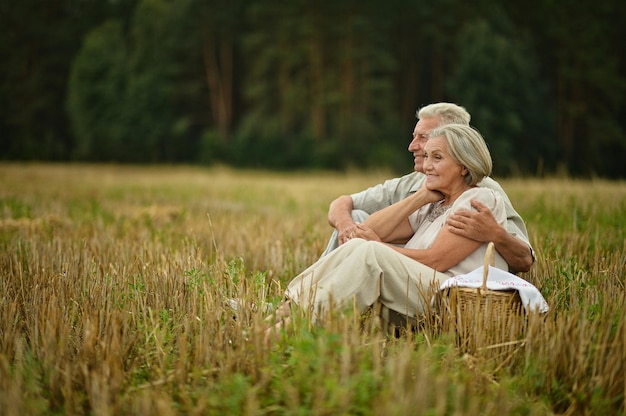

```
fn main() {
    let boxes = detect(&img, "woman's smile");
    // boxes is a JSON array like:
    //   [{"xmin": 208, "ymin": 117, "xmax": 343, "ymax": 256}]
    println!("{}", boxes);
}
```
[{"xmin": 423, "ymin": 136, "xmax": 467, "ymax": 198}]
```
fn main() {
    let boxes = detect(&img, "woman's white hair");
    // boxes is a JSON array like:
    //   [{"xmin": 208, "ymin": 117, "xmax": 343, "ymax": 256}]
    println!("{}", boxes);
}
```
[{"xmin": 428, "ymin": 124, "xmax": 492, "ymax": 186}]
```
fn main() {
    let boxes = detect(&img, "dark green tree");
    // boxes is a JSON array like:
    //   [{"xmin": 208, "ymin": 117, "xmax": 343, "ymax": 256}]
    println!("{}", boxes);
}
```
[
  {"xmin": 0, "ymin": 0, "xmax": 136, "ymax": 160},
  {"xmin": 192, "ymin": 0, "xmax": 246, "ymax": 164},
  {"xmin": 68, "ymin": 0, "xmax": 204, "ymax": 162},
  {"xmin": 67, "ymin": 20, "xmax": 128, "ymax": 160},
  {"xmin": 508, "ymin": 0, "xmax": 626, "ymax": 177},
  {"xmin": 236, "ymin": 0, "xmax": 399, "ymax": 169},
  {"xmin": 446, "ymin": 10, "xmax": 555, "ymax": 176},
  {"xmin": 549, "ymin": 1, "xmax": 625, "ymax": 176}
]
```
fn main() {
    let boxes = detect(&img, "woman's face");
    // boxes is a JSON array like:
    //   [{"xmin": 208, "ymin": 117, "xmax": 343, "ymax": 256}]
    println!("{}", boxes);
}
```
[{"xmin": 423, "ymin": 136, "xmax": 467, "ymax": 195}]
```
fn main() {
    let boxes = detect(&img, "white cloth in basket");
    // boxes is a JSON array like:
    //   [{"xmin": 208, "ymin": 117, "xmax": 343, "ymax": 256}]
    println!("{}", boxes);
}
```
[{"xmin": 439, "ymin": 266, "xmax": 550, "ymax": 313}]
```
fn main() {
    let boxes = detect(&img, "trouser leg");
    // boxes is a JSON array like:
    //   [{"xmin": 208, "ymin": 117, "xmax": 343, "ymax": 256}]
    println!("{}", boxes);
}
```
[{"xmin": 288, "ymin": 239, "xmax": 449, "ymax": 322}]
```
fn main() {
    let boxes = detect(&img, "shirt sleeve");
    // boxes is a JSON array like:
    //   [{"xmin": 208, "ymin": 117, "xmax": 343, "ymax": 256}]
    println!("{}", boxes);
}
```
[
  {"xmin": 452, "ymin": 187, "xmax": 507, "ymax": 227},
  {"xmin": 350, "ymin": 172, "xmax": 425, "ymax": 214}
]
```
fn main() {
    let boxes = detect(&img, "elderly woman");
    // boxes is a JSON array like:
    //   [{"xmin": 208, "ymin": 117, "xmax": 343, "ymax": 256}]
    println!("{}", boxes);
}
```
[{"xmin": 274, "ymin": 124, "xmax": 508, "ymax": 326}]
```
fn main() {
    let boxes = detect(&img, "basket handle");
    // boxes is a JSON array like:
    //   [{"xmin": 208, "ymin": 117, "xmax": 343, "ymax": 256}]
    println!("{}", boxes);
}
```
[{"xmin": 481, "ymin": 242, "xmax": 496, "ymax": 291}]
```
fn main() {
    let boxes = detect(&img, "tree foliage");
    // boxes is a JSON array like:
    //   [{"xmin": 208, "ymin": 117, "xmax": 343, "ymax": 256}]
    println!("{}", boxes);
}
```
[
  {"xmin": 67, "ymin": 0, "xmax": 203, "ymax": 162},
  {"xmin": 1, "ymin": 0, "xmax": 625, "ymax": 177},
  {"xmin": 447, "ymin": 9, "xmax": 555, "ymax": 175}
]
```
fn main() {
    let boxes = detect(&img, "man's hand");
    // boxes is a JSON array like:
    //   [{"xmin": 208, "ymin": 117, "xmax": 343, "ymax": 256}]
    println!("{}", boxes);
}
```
[
  {"xmin": 337, "ymin": 220, "xmax": 359, "ymax": 245},
  {"xmin": 338, "ymin": 222, "xmax": 382, "ymax": 244},
  {"xmin": 329, "ymin": 195, "xmax": 357, "ymax": 245},
  {"xmin": 446, "ymin": 199, "xmax": 500, "ymax": 243},
  {"xmin": 447, "ymin": 199, "xmax": 534, "ymax": 273}
]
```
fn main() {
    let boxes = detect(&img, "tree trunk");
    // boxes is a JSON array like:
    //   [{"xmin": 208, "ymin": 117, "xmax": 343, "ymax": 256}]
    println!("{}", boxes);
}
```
[
  {"xmin": 309, "ymin": 12, "xmax": 326, "ymax": 140},
  {"xmin": 203, "ymin": 30, "xmax": 233, "ymax": 141}
]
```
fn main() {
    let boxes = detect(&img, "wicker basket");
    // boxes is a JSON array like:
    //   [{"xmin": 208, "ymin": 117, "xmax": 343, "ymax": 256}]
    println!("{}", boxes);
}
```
[{"xmin": 441, "ymin": 242, "xmax": 525, "ymax": 353}]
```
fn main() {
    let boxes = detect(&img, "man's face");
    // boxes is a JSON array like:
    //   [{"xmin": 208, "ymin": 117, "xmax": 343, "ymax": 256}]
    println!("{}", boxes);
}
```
[{"xmin": 408, "ymin": 117, "xmax": 441, "ymax": 173}]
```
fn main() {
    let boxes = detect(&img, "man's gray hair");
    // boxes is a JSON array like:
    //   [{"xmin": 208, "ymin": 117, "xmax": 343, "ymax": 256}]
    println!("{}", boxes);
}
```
[{"xmin": 416, "ymin": 103, "xmax": 471, "ymax": 126}]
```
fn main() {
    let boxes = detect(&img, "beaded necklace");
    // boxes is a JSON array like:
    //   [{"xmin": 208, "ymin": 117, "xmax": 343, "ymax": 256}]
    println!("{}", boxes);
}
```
[{"xmin": 426, "ymin": 200, "xmax": 451, "ymax": 222}]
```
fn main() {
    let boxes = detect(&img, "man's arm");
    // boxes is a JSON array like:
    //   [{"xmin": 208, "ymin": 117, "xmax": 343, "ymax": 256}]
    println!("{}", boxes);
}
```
[
  {"xmin": 327, "ymin": 195, "xmax": 360, "ymax": 245},
  {"xmin": 487, "ymin": 226, "xmax": 534, "ymax": 273},
  {"xmin": 446, "ymin": 199, "xmax": 534, "ymax": 273}
]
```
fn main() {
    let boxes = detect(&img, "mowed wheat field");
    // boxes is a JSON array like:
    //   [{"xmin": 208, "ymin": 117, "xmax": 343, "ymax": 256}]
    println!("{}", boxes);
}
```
[{"xmin": 1, "ymin": 163, "xmax": 625, "ymax": 415}]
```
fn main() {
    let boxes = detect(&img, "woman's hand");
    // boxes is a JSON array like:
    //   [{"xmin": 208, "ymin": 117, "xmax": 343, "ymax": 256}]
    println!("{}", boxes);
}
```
[
  {"xmin": 350, "ymin": 223, "xmax": 382, "ymax": 242},
  {"xmin": 420, "ymin": 181, "xmax": 445, "ymax": 204},
  {"xmin": 364, "ymin": 183, "xmax": 443, "ymax": 244}
]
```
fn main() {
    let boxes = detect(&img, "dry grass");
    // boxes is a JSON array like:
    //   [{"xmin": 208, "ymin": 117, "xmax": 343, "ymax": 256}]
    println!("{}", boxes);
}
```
[{"xmin": 0, "ymin": 163, "xmax": 624, "ymax": 415}]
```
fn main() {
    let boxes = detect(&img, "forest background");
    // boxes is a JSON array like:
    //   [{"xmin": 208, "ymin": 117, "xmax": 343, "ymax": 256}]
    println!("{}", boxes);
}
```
[{"xmin": 1, "ymin": 0, "xmax": 625, "ymax": 177}]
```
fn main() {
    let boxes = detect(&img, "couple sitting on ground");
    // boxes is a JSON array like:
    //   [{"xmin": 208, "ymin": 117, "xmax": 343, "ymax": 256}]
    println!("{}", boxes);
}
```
[{"xmin": 266, "ymin": 103, "xmax": 535, "ymax": 333}]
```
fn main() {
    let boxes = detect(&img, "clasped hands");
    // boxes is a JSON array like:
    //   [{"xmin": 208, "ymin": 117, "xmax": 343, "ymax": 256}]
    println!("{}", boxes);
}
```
[{"xmin": 339, "ymin": 222, "xmax": 380, "ymax": 244}]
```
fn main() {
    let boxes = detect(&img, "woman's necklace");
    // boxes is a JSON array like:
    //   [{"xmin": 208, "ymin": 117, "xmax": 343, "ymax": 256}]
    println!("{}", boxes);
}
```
[{"xmin": 426, "ymin": 200, "xmax": 451, "ymax": 222}]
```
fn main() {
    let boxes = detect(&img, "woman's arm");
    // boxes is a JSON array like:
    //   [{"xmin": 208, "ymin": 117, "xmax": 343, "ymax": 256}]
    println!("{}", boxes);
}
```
[
  {"xmin": 390, "ymin": 227, "xmax": 482, "ymax": 272},
  {"xmin": 364, "ymin": 186, "xmax": 442, "ymax": 243}
]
